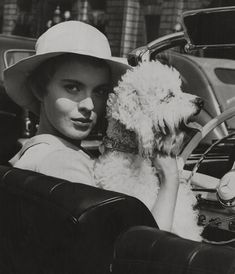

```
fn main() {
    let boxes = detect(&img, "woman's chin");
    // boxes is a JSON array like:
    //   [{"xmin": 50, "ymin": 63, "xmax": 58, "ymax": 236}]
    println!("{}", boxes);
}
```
[
  {"xmin": 70, "ymin": 128, "xmax": 92, "ymax": 140},
  {"xmin": 58, "ymin": 124, "xmax": 94, "ymax": 142}
]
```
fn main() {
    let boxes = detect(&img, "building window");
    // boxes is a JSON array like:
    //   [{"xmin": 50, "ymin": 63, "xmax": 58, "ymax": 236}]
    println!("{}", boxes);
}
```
[
  {"xmin": 12, "ymin": 0, "xmax": 34, "ymax": 37},
  {"xmin": 145, "ymin": 14, "xmax": 160, "ymax": 43},
  {"xmin": 0, "ymin": 0, "xmax": 3, "ymax": 33}
]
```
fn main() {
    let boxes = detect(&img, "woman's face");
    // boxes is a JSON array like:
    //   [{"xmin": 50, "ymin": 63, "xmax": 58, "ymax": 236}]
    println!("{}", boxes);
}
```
[{"xmin": 39, "ymin": 57, "xmax": 110, "ymax": 142}]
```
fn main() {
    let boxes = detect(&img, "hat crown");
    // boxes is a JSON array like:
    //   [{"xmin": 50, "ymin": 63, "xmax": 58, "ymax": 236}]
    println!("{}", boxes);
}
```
[{"xmin": 36, "ymin": 21, "xmax": 112, "ymax": 58}]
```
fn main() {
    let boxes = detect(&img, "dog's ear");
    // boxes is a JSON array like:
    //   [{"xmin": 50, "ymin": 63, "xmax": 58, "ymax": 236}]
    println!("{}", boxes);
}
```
[{"xmin": 107, "ymin": 90, "xmax": 155, "ymax": 157}]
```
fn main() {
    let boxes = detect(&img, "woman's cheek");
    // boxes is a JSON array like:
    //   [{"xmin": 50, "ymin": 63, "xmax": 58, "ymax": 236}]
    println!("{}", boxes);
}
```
[{"xmin": 55, "ymin": 98, "xmax": 77, "ymax": 114}]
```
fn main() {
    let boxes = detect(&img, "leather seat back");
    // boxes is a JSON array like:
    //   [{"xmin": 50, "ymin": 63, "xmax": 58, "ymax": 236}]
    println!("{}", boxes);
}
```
[
  {"xmin": 0, "ymin": 166, "xmax": 157, "ymax": 274},
  {"xmin": 112, "ymin": 226, "xmax": 235, "ymax": 274}
]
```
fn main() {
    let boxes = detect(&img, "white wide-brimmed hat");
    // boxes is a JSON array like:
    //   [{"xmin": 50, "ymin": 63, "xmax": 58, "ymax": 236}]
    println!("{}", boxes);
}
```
[{"xmin": 4, "ymin": 20, "xmax": 131, "ymax": 115}]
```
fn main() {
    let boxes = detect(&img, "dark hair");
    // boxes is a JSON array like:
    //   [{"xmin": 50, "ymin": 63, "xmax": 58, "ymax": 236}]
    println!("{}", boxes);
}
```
[{"xmin": 26, "ymin": 53, "xmax": 111, "ymax": 97}]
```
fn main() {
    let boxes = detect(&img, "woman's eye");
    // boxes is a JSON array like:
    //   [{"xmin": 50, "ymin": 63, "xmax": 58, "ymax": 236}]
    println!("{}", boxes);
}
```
[{"xmin": 65, "ymin": 84, "xmax": 80, "ymax": 94}]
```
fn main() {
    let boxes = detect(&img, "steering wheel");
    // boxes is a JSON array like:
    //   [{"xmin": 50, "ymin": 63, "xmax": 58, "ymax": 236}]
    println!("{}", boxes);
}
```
[
  {"xmin": 181, "ymin": 106, "xmax": 235, "ymax": 201},
  {"xmin": 180, "ymin": 107, "xmax": 235, "ymax": 244},
  {"xmin": 185, "ymin": 131, "xmax": 235, "ymax": 186},
  {"xmin": 181, "ymin": 106, "xmax": 235, "ymax": 163}
]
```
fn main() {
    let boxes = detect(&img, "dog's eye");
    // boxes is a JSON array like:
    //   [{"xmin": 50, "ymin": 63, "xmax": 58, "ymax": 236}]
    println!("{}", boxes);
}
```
[
  {"xmin": 160, "ymin": 91, "xmax": 175, "ymax": 103},
  {"xmin": 167, "ymin": 91, "xmax": 175, "ymax": 97}
]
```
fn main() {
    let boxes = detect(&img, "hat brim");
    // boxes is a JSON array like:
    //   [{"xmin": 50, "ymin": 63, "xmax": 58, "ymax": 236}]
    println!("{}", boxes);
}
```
[{"xmin": 4, "ymin": 51, "xmax": 131, "ymax": 115}]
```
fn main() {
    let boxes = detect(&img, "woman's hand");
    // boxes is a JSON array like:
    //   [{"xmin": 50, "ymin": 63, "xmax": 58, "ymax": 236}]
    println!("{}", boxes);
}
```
[
  {"xmin": 153, "ymin": 155, "xmax": 179, "ymax": 186},
  {"xmin": 152, "ymin": 155, "xmax": 180, "ymax": 232},
  {"xmin": 181, "ymin": 170, "xmax": 219, "ymax": 189},
  {"xmin": 217, "ymin": 169, "xmax": 235, "ymax": 202}
]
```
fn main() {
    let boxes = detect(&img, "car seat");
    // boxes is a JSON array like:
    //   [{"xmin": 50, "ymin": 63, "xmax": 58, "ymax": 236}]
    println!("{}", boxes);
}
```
[
  {"xmin": 112, "ymin": 226, "xmax": 235, "ymax": 274},
  {"xmin": 0, "ymin": 165, "xmax": 235, "ymax": 274},
  {"xmin": 0, "ymin": 165, "xmax": 157, "ymax": 274}
]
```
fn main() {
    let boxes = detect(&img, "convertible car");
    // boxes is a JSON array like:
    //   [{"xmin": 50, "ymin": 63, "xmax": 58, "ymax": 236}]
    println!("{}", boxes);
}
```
[
  {"xmin": 129, "ymin": 5, "xmax": 235, "ymax": 243},
  {"xmin": 1, "ymin": 6, "xmax": 235, "ymax": 274}
]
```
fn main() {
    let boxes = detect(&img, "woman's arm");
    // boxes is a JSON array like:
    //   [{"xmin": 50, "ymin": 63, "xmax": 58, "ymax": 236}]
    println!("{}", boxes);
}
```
[
  {"xmin": 181, "ymin": 170, "xmax": 219, "ymax": 189},
  {"xmin": 151, "ymin": 156, "xmax": 180, "ymax": 231}
]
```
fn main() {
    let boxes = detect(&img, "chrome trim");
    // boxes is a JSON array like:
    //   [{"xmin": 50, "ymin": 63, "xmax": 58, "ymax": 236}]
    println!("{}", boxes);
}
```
[{"xmin": 127, "ymin": 32, "xmax": 187, "ymax": 65}]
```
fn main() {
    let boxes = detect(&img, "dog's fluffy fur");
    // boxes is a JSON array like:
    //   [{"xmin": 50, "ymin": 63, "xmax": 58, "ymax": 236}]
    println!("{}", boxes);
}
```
[{"xmin": 94, "ymin": 60, "xmax": 203, "ymax": 241}]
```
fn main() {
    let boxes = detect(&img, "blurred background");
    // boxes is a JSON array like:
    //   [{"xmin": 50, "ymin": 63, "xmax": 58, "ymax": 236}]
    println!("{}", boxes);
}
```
[{"xmin": 0, "ymin": 0, "xmax": 233, "ymax": 57}]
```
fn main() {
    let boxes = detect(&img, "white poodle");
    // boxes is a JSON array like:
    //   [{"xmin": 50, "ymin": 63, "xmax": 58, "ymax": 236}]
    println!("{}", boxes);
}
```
[{"xmin": 94, "ymin": 60, "xmax": 203, "ymax": 241}]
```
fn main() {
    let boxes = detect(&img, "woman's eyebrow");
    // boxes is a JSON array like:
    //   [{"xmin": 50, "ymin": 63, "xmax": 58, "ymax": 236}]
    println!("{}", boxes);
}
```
[
  {"xmin": 61, "ymin": 79, "xmax": 110, "ymax": 87},
  {"xmin": 61, "ymin": 79, "xmax": 82, "ymax": 84}
]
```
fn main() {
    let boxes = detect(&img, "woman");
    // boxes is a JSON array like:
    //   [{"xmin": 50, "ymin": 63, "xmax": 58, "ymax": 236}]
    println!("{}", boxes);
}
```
[{"xmin": 4, "ymin": 21, "xmax": 179, "ymax": 231}]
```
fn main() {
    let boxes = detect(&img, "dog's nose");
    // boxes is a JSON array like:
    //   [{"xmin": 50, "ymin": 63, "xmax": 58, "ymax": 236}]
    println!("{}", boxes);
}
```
[{"xmin": 195, "ymin": 97, "xmax": 204, "ymax": 109}]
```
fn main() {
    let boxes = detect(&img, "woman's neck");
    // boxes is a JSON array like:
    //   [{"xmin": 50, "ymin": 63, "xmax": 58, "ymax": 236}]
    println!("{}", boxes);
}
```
[
  {"xmin": 37, "ymin": 110, "xmax": 81, "ymax": 148},
  {"xmin": 37, "ymin": 125, "xmax": 82, "ymax": 148}
]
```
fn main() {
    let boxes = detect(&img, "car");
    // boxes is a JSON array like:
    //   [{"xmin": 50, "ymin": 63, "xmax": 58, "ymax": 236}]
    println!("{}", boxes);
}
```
[
  {"xmin": 128, "ymin": 8, "xmax": 235, "ymax": 142},
  {"xmin": 1, "ymin": 7, "xmax": 235, "ymax": 273},
  {"xmin": 128, "ymin": 6, "xmax": 235, "ymax": 245}
]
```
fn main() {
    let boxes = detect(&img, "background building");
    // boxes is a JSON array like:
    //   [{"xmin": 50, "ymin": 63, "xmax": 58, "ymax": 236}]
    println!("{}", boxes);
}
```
[{"xmin": 0, "ymin": 0, "xmax": 233, "ymax": 57}]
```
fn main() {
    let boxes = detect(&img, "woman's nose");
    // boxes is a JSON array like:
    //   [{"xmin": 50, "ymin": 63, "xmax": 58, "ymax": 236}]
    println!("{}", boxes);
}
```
[{"xmin": 78, "ymin": 97, "xmax": 94, "ymax": 115}]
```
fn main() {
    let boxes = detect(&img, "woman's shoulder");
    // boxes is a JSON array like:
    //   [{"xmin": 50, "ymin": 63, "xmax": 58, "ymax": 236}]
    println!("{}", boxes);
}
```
[
  {"xmin": 36, "ymin": 148, "xmax": 95, "ymax": 184},
  {"xmin": 12, "ymin": 134, "xmax": 95, "ymax": 185},
  {"xmin": 21, "ymin": 134, "xmax": 74, "ymax": 150},
  {"xmin": 13, "ymin": 134, "xmax": 91, "ymax": 167}
]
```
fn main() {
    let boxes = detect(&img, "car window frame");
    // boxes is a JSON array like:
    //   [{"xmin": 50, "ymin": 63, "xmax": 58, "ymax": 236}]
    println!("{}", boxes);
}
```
[{"xmin": 3, "ymin": 49, "xmax": 36, "ymax": 69}]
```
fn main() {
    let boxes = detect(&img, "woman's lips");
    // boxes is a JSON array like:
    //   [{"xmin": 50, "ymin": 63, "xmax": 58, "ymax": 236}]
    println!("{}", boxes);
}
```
[{"xmin": 71, "ymin": 117, "xmax": 92, "ymax": 128}]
